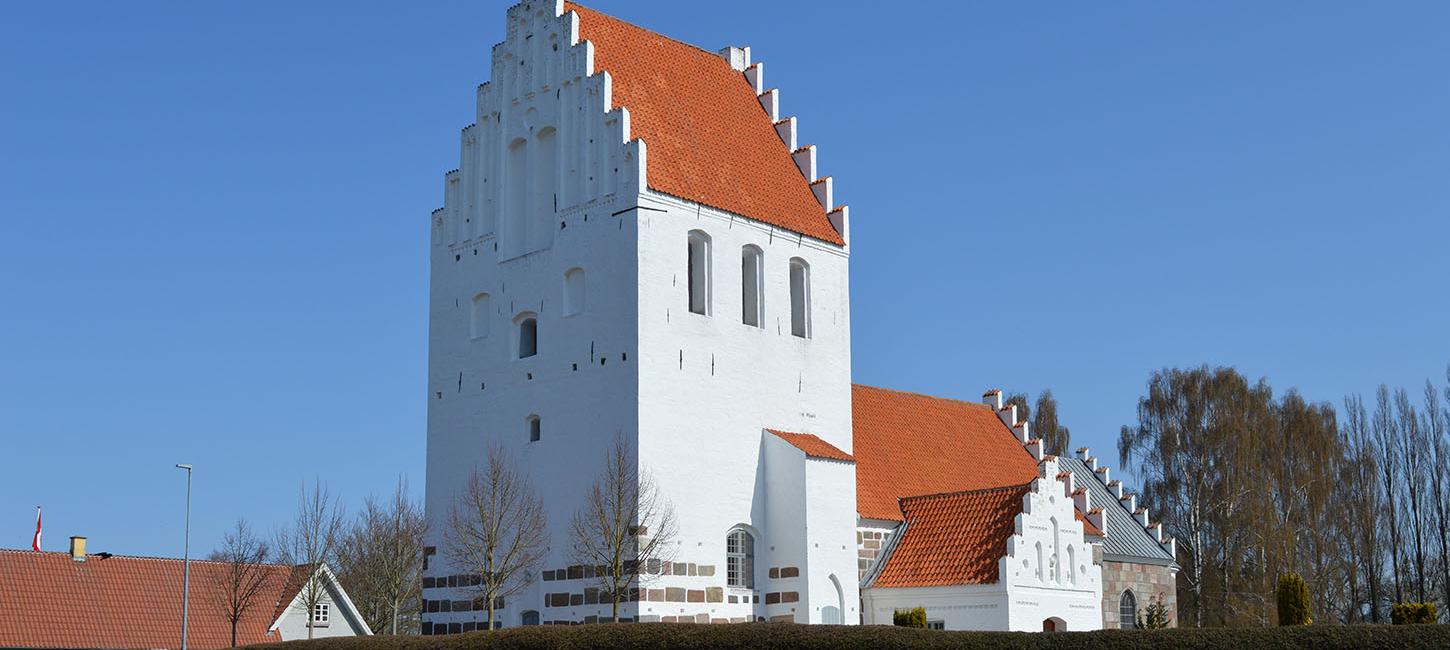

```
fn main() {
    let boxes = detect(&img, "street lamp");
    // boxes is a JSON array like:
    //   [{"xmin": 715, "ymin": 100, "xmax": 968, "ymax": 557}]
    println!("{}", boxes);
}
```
[{"xmin": 175, "ymin": 464, "xmax": 193, "ymax": 650}]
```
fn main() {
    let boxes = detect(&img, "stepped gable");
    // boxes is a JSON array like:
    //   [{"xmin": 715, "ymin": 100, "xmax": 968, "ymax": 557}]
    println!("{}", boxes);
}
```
[{"xmin": 567, "ymin": 3, "xmax": 844, "ymax": 244}]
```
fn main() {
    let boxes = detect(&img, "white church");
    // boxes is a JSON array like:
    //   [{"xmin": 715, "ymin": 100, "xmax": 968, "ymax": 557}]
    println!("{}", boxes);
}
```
[{"xmin": 422, "ymin": 0, "xmax": 1177, "ymax": 633}]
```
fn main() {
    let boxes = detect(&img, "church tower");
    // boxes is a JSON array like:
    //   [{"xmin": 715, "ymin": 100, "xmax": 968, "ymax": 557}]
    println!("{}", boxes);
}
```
[{"xmin": 423, "ymin": 0, "xmax": 853, "ymax": 631}]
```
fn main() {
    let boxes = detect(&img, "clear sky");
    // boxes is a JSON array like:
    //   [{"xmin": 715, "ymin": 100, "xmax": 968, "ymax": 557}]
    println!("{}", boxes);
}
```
[{"xmin": 2, "ymin": 1, "xmax": 1446, "ymax": 559}]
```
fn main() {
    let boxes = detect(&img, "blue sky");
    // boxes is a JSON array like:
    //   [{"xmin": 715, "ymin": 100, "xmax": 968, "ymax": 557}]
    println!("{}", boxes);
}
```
[{"xmin": 2, "ymin": 1, "xmax": 1446, "ymax": 558}]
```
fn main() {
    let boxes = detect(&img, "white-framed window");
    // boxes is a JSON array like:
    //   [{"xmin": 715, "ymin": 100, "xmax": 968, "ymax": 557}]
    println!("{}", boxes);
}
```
[
  {"xmin": 725, "ymin": 527, "xmax": 754, "ymax": 588},
  {"xmin": 470, "ymin": 293, "xmax": 491, "ymax": 339},
  {"xmin": 563, "ymin": 267, "xmax": 585, "ymax": 317},
  {"xmin": 927, "ymin": 620, "xmax": 945, "ymax": 630},
  {"xmin": 788, "ymin": 257, "xmax": 810, "ymax": 338},
  {"xmin": 1119, "ymin": 590, "xmax": 1137, "ymax": 629},
  {"xmin": 515, "ymin": 313, "xmax": 538, "ymax": 359},
  {"xmin": 687, "ymin": 230, "xmax": 711, "ymax": 315},
  {"xmin": 312, "ymin": 602, "xmax": 331, "ymax": 626},
  {"xmin": 527, "ymin": 415, "xmax": 541, "ymax": 442},
  {"xmin": 741, "ymin": 245, "xmax": 763, "ymax": 327}
]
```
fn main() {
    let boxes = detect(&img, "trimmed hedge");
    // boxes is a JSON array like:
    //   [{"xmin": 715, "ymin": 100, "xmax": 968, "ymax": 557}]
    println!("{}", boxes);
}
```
[{"xmin": 252, "ymin": 623, "xmax": 1450, "ymax": 650}]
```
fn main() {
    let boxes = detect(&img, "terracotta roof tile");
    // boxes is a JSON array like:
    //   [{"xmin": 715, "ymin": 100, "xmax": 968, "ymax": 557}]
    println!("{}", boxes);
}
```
[
  {"xmin": 0, "ymin": 549, "xmax": 307, "ymax": 649},
  {"xmin": 852, "ymin": 384, "xmax": 1040, "ymax": 521},
  {"xmin": 566, "ymin": 3, "xmax": 843, "ymax": 245},
  {"xmin": 1077, "ymin": 509, "xmax": 1105, "ymax": 537},
  {"xmin": 873, "ymin": 485, "xmax": 1029, "ymax": 587},
  {"xmin": 767, "ymin": 429, "xmax": 854, "ymax": 462}
]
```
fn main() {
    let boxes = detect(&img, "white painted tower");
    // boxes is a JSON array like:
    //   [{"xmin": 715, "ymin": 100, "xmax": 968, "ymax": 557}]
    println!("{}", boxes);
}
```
[{"xmin": 423, "ymin": 0, "xmax": 854, "ymax": 632}]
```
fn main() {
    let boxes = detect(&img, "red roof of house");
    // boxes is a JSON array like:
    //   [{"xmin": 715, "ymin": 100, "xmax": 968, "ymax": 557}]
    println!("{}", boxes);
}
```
[
  {"xmin": 852, "ymin": 385, "xmax": 1040, "ymax": 521},
  {"xmin": 566, "ymin": 3, "xmax": 844, "ymax": 245},
  {"xmin": 767, "ymin": 429, "xmax": 854, "ymax": 462},
  {"xmin": 873, "ymin": 485, "xmax": 1030, "ymax": 587},
  {"xmin": 0, "ymin": 549, "xmax": 309, "ymax": 649}
]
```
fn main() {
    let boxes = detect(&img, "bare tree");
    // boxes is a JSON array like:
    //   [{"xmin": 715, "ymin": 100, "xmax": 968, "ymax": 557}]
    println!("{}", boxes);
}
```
[
  {"xmin": 275, "ymin": 480, "xmax": 346, "ymax": 640},
  {"xmin": 569, "ymin": 432, "xmax": 678, "ymax": 622},
  {"xmin": 1373, "ymin": 385, "xmax": 1405, "ymax": 604},
  {"xmin": 1033, "ymin": 389, "xmax": 1071, "ymax": 458},
  {"xmin": 1395, "ymin": 387, "xmax": 1428, "ymax": 602},
  {"xmin": 1343, "ymin": 394, "xmax": 1383, "ymax": 622},
  {"xmin": 207, "ymin": 519, "xmax": 272, "ymax": 647},
  {"xmin": 1425, "ymin": 380, "xmax": 1450, "ymax": 619},
  {"xmin": 336, "ymin": 478, "xmax": 428, "ymax": 635},
  {"xmin": 447, "ymin": 444, "xmax": 549, "ymax": 631}
]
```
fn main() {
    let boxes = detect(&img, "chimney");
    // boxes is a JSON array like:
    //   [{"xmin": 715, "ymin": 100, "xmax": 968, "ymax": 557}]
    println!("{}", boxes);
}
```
[{"xmin": 69, "ymin": 536, "xmax": 87, "ymax": 562}]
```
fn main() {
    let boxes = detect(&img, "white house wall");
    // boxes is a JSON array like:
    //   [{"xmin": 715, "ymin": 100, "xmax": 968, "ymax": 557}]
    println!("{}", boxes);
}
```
[{"xmin": 862, "ymin": 584, "xmax": 1008, "ymax": 630}]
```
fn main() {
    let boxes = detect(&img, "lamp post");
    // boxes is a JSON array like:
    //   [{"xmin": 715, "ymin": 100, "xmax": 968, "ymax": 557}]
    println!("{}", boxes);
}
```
[{"xmin": 175, "ymin": 464, "xmax": 193, "ymax": 650}]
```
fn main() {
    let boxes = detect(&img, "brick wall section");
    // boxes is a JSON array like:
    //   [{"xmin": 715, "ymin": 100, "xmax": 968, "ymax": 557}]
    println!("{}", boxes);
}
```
[
  {"xmin": 857, "ymin": 529, "xmax": 895, "ymax": 580},
  {"xmin": 1100, "ymin": 560, "xmax": 1178, "ymax": 629}
]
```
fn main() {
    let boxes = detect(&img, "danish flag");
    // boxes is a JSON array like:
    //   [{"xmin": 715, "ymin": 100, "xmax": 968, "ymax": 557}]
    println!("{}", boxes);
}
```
[{"xmin": 32, "ymin": 506, "xmax": 41, "ymax": 552}]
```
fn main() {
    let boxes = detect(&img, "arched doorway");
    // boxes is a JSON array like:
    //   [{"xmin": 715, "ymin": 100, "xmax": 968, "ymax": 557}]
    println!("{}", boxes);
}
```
[{"xmin": 1042, "ymin": 617, "xmax": 1066, "ymax": 632}]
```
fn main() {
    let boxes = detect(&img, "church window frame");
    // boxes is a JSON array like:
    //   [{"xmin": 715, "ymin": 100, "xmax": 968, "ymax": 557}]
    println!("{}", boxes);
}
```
[
  {"xmin": 725, "ymin": 527, "xmax": 754, "ymax": 589},
  {"xmin": 741, "ymin": 245, "xmax": 764, "ymax": 327},
  {"xmin": 687, "ymin": 230, "xmax": 712, "ymax": 316},
  {"xmin": 788, "ymin": 257, "xmax": 810, "ymax": 338},
  {"xmin": 1119, "ymin": 590, "xmax": 1137, "ymax": 629}
]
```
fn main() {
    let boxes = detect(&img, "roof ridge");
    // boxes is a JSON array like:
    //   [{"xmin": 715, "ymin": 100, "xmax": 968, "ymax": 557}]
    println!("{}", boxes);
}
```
[
  {"xmin": 900, "ymin": 482, "xmax": 1031, "ymax": 505},
  {"xmin": 851, "ymin": 383, "xmax": 993, "ymax": 411}
]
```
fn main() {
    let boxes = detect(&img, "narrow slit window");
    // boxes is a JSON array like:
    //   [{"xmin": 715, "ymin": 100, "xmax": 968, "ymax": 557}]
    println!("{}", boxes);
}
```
[
  {"xmin": 527, "ymin": 415, "xmax": 541, "ymax": 442},
  {"xmin": 687, "ymin": 231, "xmax": 711, "ymax": 315},
  {"xmin": 741, "ymin": 246, "xmax": 763, "ymax": 327},
  {"xmin": 789, "ymin": 257, "xmax": 810, "ymax": 338}
]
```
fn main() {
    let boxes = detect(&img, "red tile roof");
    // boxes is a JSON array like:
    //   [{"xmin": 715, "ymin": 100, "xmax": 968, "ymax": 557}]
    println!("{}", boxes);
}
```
[
  {"xmin": 0, "ymin": 549, "xmax": 309, "ymax": 649},
  {"xmin": 1078, "ymin": 509, "xmax": 1105, "ymax": 538},
  {"xmin": 566, "ymin": 3, "xmax": 844, "ymax": 245},
  {"xmin": 767, "ymin": 429, "xmax": 854, "ymax": 462},
  {"xmin": 872, "ymin": 485, "xmax": 1030, "ymax": 587},
  {"xmin": 852, "ymin": 384, "xmax": 1040, "ymax": 521}
]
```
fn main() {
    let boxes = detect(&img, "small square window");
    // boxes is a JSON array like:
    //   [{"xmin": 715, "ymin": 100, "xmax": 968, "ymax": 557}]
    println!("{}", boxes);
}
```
[
  {"xmin": 927, "ymin": 620, "xmax": 944, "ymax": 630},
  {"xmin": 313, "ymin": 602, "xmax": 331, "ymax": 626}
]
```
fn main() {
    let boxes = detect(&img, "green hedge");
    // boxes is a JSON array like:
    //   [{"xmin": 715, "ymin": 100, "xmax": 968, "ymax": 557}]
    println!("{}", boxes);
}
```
[
  {"xmin": 252, "ymin": 623, "xmax": 1450, "ymax": 650},
  {"xmin": 1392, "ymin": 602, "xmax": 1438, "ymax": 625}
]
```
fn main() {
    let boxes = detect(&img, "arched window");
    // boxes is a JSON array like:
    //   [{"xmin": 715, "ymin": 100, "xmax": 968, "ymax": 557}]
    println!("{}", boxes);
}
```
[
  {"xmin": 521, "ymin": 610, "xmax": 540, "ymax": 626},
  {"xmin": 526, "ymin": 415, "xmax": 541, "ymax": 442},
  {"xmin": 563, "ymin": 267, "xmax": 585, "ymax": 316},
  {"xmin": 741, "ymin": 246, "xmax": 763, "ymax": 327},
  {"xmin": 470, "ymin": 293, "xmax": 491, "ymax": 339},
  {"xmin": 725, "ymin": 528, "xmax": 754, "ymax": 588},
  {"xmin": 1119, "ymin": 590, "xmax": 1137, "ymax": 629},
  {"xmin": 515, "ymin": 313, "xmax": 538, "ymax": 359},
  {"xmin": 687, "ymin": 231, "xmax": 711, "ymax": 315},
  {"xmin": 788, "ymin": 257, "xmax": 810, "ymax": 338}
]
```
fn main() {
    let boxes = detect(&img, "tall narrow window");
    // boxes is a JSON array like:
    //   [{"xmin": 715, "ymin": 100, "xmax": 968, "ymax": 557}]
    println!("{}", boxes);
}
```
[
  {"xmin": 1119, "ymin": 591, "xmax": 1137, "ymax": 629},
  {"xmin": 526, "ymin": 415, "xmax": 541, "ymax": 442},
  {"xmin": 516, "ymin": 314, "xmax": 538, "ymax": 359},
  {"xmin": 563, "ymin": 267, "xmax": 585, "ymax": 316},
  {"xmin": 741, "ymin": 246, "xmax": 763, "ymax": 327},
  {"xmin": 726, "ymin": 527, "xmax": 754, "ymax": 588},
  {"xmin": 789, "ymin": 257, "xmax": 810, "ymax": 338},
  {"xmin": 687, "ymin": 230, "xmax": 711, "ymax": 315},
  {"xmin": 470, "ymin": 293, "xmax": 491, "ymax": 339}
]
